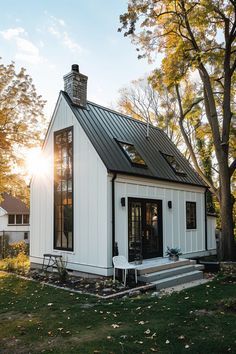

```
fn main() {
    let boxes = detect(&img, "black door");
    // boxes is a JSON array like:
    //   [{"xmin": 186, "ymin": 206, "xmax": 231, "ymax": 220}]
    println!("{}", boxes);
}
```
[{"xmin": 128, "ymin": 198, "xmax": 163, "ymax": 261}]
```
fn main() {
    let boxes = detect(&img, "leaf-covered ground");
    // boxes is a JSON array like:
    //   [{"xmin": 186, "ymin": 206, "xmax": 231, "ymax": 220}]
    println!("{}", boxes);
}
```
[{"xmin": 0, "ymin": 272, "xmax": 235, "ymax": 353}]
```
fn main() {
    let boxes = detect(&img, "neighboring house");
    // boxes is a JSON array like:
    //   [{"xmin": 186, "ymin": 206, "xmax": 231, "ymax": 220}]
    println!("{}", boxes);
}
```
[
  {"xmin": 0, "ymin": 193, "xmax": 30, "ymax": 243},
  {"xmin": 30, "ymin": 64, "xmax": 216, "ymax": 276}
]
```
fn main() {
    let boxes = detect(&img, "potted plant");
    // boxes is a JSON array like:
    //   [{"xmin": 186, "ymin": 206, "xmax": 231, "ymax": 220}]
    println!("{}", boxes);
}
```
[
  {"xmin": 134, "ymin": 252, "xmax": 143, "ymax": 265},
  {"xmin": 165, "ymin": 246, "xmax": 182, "ymax": 261}
]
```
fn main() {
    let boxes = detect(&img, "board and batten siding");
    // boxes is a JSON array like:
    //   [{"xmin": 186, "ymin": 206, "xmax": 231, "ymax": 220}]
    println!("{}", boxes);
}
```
[
  {"xmin": 207, "ymin": 215, "xmax": 217, "ymax": 250},
  {"xmin": 30, "ymin": 94, "xmax": 110, "ymax": 276},
  {"xmin": 111, "ymin": 175, "xmax": 207, "ymax": 261}
]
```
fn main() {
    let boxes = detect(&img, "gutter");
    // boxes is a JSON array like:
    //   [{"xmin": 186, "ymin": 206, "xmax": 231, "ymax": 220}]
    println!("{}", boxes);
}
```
[
  {"xmin": 205, "ymin": 189, "xmax": 208, "ymax": 251},
  {"xmin": 111, "ymin": 173, "xmax": 117, "ymax": 257}
]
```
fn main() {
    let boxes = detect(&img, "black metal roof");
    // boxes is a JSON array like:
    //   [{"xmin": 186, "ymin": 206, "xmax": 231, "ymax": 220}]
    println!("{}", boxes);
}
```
[{"xmin": 62, "ymin": 91, "xmax": 206, "ymax": 187}]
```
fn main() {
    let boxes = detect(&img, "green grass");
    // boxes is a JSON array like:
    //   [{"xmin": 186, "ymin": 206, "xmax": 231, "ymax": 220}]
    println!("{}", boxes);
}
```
[{"xmin": 0, "ymin": 272, "xmax": 235, "ymax": 353}]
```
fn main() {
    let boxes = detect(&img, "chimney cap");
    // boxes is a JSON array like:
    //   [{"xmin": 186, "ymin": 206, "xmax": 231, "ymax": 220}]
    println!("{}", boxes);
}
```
[{"xmin": 71, "ymin": 64, "xmax": 79, "ymax": 72}]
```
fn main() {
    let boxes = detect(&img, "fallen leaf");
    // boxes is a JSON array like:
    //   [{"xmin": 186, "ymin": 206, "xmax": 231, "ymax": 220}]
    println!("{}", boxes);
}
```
[
  {"xmin": 178, "ymin": 335, "xmax": 185, "ymax": 340},
  {"xmin": 111, "ymin": 324, "xmax": 120, "ymax": 328}
]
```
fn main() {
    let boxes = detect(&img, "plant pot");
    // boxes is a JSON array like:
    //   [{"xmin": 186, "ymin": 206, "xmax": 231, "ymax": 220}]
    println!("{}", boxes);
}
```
[
  {"xmin": 169, "ymin": 255, "xmax": 179, "ymax": 262},
  {"xmin": 134, "ymin": 258, "xmax": 143, "ymax": 265}
]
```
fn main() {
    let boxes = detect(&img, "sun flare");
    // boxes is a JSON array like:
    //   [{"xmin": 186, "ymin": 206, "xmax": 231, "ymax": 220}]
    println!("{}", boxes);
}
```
[{"xmin": 25, "ymin": 147, "xmax": 51, "ymax": 177}]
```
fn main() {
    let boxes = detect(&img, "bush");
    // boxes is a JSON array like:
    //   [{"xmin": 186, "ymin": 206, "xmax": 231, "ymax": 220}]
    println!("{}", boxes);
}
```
[
  {"xmin": 56, "ymin": 257, "xmax": 68, "ymax": 282},
  {"xmin": 5, "ymin": 241, "xmax": 29, "ymax": 258},
  {"xmin": 0, "ymin": 252, "xmax": 30, "ymax": 275}
]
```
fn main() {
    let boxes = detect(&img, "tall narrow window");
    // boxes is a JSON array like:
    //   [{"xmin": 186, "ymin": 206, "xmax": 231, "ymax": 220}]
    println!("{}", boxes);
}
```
[
  {"xmin": 186, "ymin": 202, "xmax": 197, "ymax": 229},
  {"xmin": 54, "ymin": 127, "xmax": 73, "ymax": 251}
]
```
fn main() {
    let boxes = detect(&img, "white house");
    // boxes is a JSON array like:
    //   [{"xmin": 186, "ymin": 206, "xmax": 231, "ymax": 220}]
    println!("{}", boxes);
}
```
[
  {"xmin": 30, "ymin": 65, "xmax": 216, "ymax": 276},
  {"xmin": 0, "ymin": 193, "xmax": 30, "ymax": 244}
]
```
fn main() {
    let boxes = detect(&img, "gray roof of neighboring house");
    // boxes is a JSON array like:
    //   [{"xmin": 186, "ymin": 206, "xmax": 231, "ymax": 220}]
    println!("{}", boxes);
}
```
[
  {"xmin": 62, "ymin": 91, "xmax": 206, "ymax": 188},
  {"xmin": 0, "ymin": 193, "xmax": 29, "ymax": 214}
]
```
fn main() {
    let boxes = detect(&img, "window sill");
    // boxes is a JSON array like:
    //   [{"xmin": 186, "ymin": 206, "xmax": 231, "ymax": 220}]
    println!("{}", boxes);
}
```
[
  {"xmin": 7, "ymin": 224, "xmax": 30, "ymax": 226},
  {"xmin": 53, "ymin": 248, "xmax": 75, "ymax": 255}
]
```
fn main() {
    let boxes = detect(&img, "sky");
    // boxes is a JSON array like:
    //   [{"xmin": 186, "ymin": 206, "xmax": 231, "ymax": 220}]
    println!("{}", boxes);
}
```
[{"xmin": 0, "ymin": 0, "xmax": 161, "ymax": 120}]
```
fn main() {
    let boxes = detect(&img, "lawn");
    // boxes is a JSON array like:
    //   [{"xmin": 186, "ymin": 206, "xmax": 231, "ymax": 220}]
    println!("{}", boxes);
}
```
[{"xmin": 0, "ymin": 272, "xmax": 235, "ymax": 354}]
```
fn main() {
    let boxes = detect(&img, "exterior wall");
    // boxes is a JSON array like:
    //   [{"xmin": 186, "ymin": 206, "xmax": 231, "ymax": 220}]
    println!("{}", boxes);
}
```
[
  {"xmin": 111, "ymin": 174, "xmax": 207, "ymax": 261},
  {"xmin": 30, "ymin": 95, "xmax": 109, "ymax": 276},
  {"xmin": 207, "ymin": 215, "xmax": 217, "ymax": 250},
  {"xmin": 0, "ymin": 208, "xmax": 30, "ymax": 243}
]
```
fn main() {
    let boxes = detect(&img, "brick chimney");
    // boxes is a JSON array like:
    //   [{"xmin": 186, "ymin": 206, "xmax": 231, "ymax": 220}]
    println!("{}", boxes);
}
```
[{"xmin": 63, "ymin": 64, "xmax": 88, "ymax": 107}]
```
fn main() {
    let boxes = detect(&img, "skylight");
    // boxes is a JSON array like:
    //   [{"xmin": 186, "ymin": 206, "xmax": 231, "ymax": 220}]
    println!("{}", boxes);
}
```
[
  {"xmin": 118, "ymin": 141, "xmax": 146, "ymax": 166},
  {"xmin": 162, "ymin": 153, "xmax": 186, "ymax": 175}
]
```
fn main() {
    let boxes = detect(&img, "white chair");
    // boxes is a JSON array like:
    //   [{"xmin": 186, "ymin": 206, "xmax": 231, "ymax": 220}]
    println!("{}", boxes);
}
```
[{"xmin": 113, "ymin": 255, "xmax": 138, "ymax": 287}]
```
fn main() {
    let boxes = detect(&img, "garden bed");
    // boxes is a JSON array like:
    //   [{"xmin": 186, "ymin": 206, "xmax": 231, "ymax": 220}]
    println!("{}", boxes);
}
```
[{"xmin": 29, "ymin": 269, "xmax": 149, "ymax": 298}]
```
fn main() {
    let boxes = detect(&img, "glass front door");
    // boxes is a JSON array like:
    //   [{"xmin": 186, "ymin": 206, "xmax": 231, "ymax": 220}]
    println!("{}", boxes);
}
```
[{"xmin": 128, "ymin": 198, "xmax": 163, "ymax": 261}]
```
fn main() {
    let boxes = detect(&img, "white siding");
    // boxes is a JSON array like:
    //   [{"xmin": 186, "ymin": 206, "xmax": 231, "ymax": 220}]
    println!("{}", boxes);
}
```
[
  {"xmin": 207, "ymin": 215, "xmax": 217, "ymax": 250},
  {"xmin": 30, "ymin": 95, "xmax": 109, "ymax": 276},
  {"xmin": 111, "ymin": 175, "xmax": 206, "ymax": 259}
]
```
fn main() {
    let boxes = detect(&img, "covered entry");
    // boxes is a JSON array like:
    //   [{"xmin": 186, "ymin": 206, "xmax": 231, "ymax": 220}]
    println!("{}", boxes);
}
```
[{"xmin": 128, "ymin": 198, "xmax": 163, "ymax": 261}]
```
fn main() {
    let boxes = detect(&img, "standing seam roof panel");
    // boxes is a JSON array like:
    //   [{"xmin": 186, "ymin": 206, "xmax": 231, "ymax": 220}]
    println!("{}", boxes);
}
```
[{"xmin": 62, "ymin": 92, "xmax": 206, "ymax": 187}]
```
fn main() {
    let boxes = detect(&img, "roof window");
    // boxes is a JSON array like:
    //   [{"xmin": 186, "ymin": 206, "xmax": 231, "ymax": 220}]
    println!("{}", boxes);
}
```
[
  {"xmin": 118, "ymin": 141, "xmax": 147, "ymax": 167},
  {"xmin": 162, "ymin": 153, "xmax": 186, "ymax": 175}
]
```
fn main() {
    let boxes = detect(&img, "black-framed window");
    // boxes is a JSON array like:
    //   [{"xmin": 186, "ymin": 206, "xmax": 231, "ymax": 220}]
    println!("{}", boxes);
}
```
[
  {"xmin": 23, "ymin": 214, "xmax": 29, "ymax": 224},
  {"xmin": 8, "ymin": 214, "xmax": 15, "ymax": 224},
  {"xmin": 118, "ymin": 141, "xmax": 147, "ymax": 167},
  {"xmin": 186, "ymin": 202, "xmax": 197, "ymax": 229},
  {"xmin": 161, "ymin": 153, "xmax": 186, "ymax": 175},
  {"xmin": 16, "ymin": 214, "xmax": 22, "ymax": 224},
  {"xmin": 54, "ymin": 127, "xmax": 73, "ymax": 251}
]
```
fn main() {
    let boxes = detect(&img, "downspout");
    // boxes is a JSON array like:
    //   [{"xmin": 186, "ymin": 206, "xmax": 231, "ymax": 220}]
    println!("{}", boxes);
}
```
[
  {"xmin": 112, "ymin": 173, "xmax": 117, "ymax": 257},
  {"xmin": 205, "ymin": 189, "xmax": 208, "ymax": 251}
]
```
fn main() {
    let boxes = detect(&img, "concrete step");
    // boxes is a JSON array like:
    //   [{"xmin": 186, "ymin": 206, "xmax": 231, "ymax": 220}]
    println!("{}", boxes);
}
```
[
  {"xmin": 137, "ymin": 259, "xmax": 191, "ymax": 275},
  {"xmin": 138, "ymin": 264, "xmax": 197, "ymax": 283},
  {"xmin": 194, "ymin": 264, "xmax": 205, "ymax": 271},
  {"xmin": 152, "ymin": 270, "xmax": 203, "ymax": 290}
]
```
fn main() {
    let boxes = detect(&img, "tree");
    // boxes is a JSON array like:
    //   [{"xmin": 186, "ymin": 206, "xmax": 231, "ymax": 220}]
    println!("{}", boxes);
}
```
[
  {"xmin": 118, "ymin": 77, "xmax": 183, "ymax": 147},
  {"xmin": 119, "ymin": 0, "xmax": 236, "ymax": 260},
  {"xmin": 0, "ymin": 61, "xmax": 46, "ymax": 202}
]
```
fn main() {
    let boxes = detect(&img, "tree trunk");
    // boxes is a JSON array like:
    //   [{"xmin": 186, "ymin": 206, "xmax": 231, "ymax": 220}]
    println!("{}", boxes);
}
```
[{"xmin": 219, "ymin": 160, "xmax": 236, "ymax": 261}]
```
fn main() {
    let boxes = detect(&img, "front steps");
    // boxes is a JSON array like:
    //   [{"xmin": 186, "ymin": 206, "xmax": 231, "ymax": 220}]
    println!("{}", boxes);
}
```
[{"xmin": 137, "ymin": 258, "xmax": 204, "ymax": 290}]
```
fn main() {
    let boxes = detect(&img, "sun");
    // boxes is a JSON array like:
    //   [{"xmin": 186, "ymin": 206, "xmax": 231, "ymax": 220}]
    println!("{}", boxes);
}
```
[{"xmin": 25, "ymin": 147, "xmax": 51, "ymax": 178}]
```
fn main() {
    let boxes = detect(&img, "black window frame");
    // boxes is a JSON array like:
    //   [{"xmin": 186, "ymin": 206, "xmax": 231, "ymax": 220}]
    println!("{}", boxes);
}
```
[
  {"xmin": 8, "ymin": 214, "xmax": 15, "ymax": 225},
  {"xmin": 186, "ymin": 201, "xmax": 197, "ymax": 230},
  {"xmin": 161, "ymin": 152, "xmax": 186, "ymax": 176},
  {"xmin": 54, "ymin": 126, "xmax": 74, "ymax": 251},
  {"xmin": 116, "ymin": 140, "xmax": 147, "ymax": 168}
]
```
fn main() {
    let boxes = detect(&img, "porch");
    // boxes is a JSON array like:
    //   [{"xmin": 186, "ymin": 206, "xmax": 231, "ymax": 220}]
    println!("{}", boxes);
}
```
[{"xmin": 131, "ymin": 257, "xmax": 204, "ymax": 290}]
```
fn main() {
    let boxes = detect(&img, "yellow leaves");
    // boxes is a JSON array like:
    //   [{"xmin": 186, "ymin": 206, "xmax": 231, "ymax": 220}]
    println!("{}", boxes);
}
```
[{"xmin": 0, "ymin": 59, "xmax": 46, "ymax": 195}]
